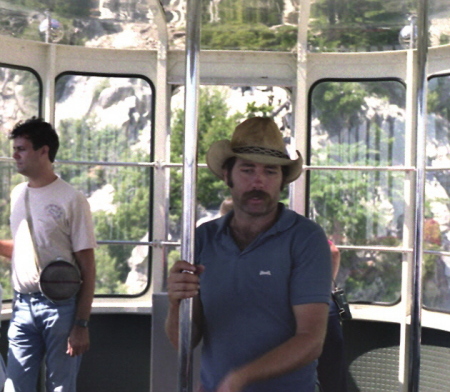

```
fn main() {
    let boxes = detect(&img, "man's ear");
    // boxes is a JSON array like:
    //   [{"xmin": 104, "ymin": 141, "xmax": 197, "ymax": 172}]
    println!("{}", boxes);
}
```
[
  {"xmin": 40, "ymin": 145, "xmax": 50, "ymax": 160},
  {"xmin": 223, "ymin": 169, "xmax": 233, "ymax": 188},
  {"xmin": 223, "ymin": 169, "xmax": 228, "ymax": 183}
]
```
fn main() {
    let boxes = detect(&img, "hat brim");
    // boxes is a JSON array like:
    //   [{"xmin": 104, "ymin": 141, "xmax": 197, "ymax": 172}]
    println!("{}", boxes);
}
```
[{"xmin": 206, "ymin": 140, "xmax": 303, "ymax": 184}]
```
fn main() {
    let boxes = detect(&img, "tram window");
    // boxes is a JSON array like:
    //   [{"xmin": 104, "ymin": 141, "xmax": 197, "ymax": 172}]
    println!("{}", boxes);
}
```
[
  {"xmin": 340, "ymin": 249, "xmax": 402, "ymax": 304},
  {"xmin": 423, "ymin": 75, "xmax": 450, "ymax": 312},
  {"xmin": 167, "ymin": 85, "xmax": 292, "ymax": 272},
  {"xmin": 309, "ymin": 79, "xmax": 406, "ymax": 305},
  {"xmin": 0, "ymin": 65, "xmax": 41, "ymax": 300},
  {"xmin": 0, "ymin": 66, "xmax": 40, "ymax": 128},
  {"xmin": 55, "ymin": 74, "xmax": 154, "ymax": 296},
  {"xmin": 200, "ymin": 0, "xmax": 296, "ymax": 51}
]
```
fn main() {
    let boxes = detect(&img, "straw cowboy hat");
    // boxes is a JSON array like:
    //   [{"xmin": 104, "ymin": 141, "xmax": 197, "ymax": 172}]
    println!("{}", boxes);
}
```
[{"xmin": 206, "ymin": 117, "xmax": 303, "ymax": 184}]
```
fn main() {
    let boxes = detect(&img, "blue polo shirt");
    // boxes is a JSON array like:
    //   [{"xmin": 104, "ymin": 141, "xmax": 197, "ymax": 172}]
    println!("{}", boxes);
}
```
[{"xmin": 195, "ymin": 204, "xmax": 332, "ymax": 392}]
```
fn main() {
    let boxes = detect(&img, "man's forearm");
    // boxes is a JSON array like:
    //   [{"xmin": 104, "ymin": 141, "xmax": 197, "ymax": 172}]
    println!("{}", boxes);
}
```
[
  {"xmin": 74, "ymin": 248, "xmax": 96, "ymax": 321},
  {"xmin": 224, "ymin": 331, "xmax": 325, "ymax": 391},
  {"xmin": 165, "ymin": 302, "xmax": 182, "ymax": 348}
]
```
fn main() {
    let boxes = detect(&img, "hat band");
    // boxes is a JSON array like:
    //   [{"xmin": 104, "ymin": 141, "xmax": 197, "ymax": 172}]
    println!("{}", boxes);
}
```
[{"xmin": 232, "ymin": 146, "xmax": 290, "ymax": 160}]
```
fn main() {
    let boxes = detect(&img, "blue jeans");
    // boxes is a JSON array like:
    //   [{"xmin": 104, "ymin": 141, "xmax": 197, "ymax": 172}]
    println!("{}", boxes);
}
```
[{"xmin": 5, "ymin": 292, "xmax": 81, "ymax": 392}]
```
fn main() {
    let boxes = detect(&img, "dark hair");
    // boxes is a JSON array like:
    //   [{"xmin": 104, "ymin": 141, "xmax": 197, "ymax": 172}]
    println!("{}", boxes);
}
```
[
  {"xmin": 9, "ymin": 118, "xmax": 59, "ymax": 162},
  {"xmin": 222, "ymin": 156, "xmax": 288, "ymax": 190}
]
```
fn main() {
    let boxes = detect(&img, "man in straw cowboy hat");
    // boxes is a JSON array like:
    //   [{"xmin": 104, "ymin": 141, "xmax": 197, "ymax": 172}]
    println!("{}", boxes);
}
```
[{"xmin": 166, "ymin": 117, "xmax": 331, "ymax": 392}]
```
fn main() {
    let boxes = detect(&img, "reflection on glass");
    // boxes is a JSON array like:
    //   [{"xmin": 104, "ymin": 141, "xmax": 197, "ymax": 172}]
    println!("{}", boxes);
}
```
[
  {"xmin": 0, "ymin": 0, "xmax": 300, "ymax": 51},
  {"xmin": 200, "ymin": 0, "xmax": 297, "ymax": 51},
  {"xmin": 338, "ymin": 249, "xmax": 401, "ymax": 304},
  {"xmin": 0, "ymin": 0, "xmax": 160, "ymax": 49},
  {"xmin": 2, "ymin": 1, "xmax": 450, "ymax": 51},
  {"xmin": 309, "ymin": 80, "xmax": 406, "ymax": 245},
  {"xmin": 429, "ymin": 1, "xmax": 450, "ymax": 48},
  {"xmin": 95, "ymin": 243, "xmax": 149, "ymax": 296},
  {"xmin": 309, "ymin": 1, "xmax": 416, "ymax": 52}
]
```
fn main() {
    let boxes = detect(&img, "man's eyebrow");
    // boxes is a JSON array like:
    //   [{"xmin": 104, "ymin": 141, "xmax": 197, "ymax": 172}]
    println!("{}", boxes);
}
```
[{"xmin": 237, "ymin": 162, "xmax": 256, "ymax": 168}]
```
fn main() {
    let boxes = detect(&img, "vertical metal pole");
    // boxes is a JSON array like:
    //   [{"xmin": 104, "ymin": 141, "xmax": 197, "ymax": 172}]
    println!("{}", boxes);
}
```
[
  {"xmin": 45, "ymin": 11, "xmax": 51, "ymax": 44},
  {"xmin": 408, "ymin": 0, "xmax": 428, "ymax": 391},
  {"xmin": 178, "ymin": 0, "xmax": 201, "ymax": 391},
  {"xmin": 291, "ymin": 0, "xmax": 311, "ymax": 215}
]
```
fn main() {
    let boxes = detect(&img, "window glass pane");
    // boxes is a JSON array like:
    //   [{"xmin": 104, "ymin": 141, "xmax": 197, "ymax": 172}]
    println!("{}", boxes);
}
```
[
  {"xmin": 200, "ymin": 0, "xmax": 297, "ymax": 51},
  {"xmin": 0, "ymin": 65, "xmax": 40, "ymax": 300},
  {"xmin": 309, "ymin": 79, "xmax": 406, "ymax": 304},
  {"xmin": 308, "ymin": 0, "xmax": 420, "ymax": 53},
  {"xmin": 309, "ymin": 80, "xmax": 406, "ymax": 242},
  {"xmin": 0, "ymin": 2, "xmax": 160, "ymax": 49},
  {"xmin": 423, "ymin": 249, "xmax": 450, "ymax": 311},
  {"xmin": 55, "ymin": 74, "xmax": 153, "ymax": 296},
  {"xmin": 339, "ymin": 249, "xmax": 402, "ymax": 304},
  {"xmin": 0, "ymin": 66, "xmax": 40, "ymax": 134},
  {"xmin": 310, "ymin": 170, "xmax": 406, "ymax": 244},
  {"xmin": 424, "ymin": 75, "xmax": 450, "ymax": 312},
  {"xmin": 96, "ymin": 243, "xmax": 149, "ymax": 296},
  {"xmin": 56, "ymin": 163, "xmax": 151, "ymax": 241}
]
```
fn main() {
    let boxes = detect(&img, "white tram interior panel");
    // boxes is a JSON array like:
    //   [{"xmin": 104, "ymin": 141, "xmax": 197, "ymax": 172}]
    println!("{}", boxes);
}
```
[{"xmin": 0, "ymin": 0, "xmax": 450, "ymax": 391}]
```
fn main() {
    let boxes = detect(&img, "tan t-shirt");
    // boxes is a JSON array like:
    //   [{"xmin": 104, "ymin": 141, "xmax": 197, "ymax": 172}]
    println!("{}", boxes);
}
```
[{"xmin": 10, "ymin": 177, "xmax": 96, "ymax": 294}]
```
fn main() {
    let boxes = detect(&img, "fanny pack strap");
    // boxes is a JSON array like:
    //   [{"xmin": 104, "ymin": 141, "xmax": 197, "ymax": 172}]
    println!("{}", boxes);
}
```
[{"xmin": 24, "ymin": 187, "xmax": 42, "ymax": 274}]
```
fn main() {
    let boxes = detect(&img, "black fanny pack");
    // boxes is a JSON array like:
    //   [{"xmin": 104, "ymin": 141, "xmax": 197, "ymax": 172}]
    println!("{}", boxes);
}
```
[{"xmin": 39, "ymin": 258, "xmax": 82, "ymax": 302}]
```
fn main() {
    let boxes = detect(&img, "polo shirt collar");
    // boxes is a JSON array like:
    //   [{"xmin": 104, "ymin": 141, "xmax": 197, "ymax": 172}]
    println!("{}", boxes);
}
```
[{"xmin": 216, "ymin": 202, "xmax": 298, "ymax": 240}]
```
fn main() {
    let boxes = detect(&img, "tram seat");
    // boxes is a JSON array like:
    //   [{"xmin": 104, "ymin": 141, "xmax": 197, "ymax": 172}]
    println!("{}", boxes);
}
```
[{"xmin": 344, "ymin": 319, "xmax": 450, "ymax": 391}]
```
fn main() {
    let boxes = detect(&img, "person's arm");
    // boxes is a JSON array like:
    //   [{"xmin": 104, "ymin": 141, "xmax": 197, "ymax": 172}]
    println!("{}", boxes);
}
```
[
  {"xmin": 0, "ymin": 240, "xmax": 13, "ymax": 259},
  {"xmin": 216, "ymin": 302, "xmax": 329, "ymax": 392},
  {"xmin": 165, "ymin": 260, "xmax": 204, "ymax": 349},
  {"xmin": 67, "ymin": 248, "xmax": 96, "ymax": 357},
  {"xmin": 329, "ymin": 241, "xmax": 340, "ymax": 281}
]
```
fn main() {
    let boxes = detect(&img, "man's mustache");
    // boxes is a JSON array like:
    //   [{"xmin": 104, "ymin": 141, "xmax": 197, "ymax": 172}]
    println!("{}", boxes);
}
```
[{"xmin": 242, "ymin": 190, "xmax": 270, "ymax": 202}]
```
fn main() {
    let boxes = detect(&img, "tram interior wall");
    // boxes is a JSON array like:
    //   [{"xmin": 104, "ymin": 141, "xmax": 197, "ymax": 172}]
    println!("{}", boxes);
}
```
[
  {"xmin": 0, "ymin": 311, "xmax": 449, "ymax": 390},
  {"xmin": 0, "ymin": 313, "xmax": 151, "ymax": 392}
]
